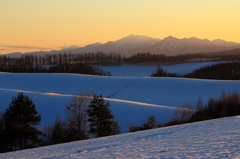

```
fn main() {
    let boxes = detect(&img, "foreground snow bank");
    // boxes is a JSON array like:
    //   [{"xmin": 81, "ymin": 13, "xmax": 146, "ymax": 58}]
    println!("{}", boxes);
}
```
[{"xmin": 2, "ymin": 116, "xmax": 240, "ymax": 158}]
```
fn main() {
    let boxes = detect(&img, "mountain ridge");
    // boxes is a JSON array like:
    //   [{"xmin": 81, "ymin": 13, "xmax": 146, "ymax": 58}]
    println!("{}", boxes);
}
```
[{"xmin": 3, "ymin": 35, "xmax": 240, "ymax": 57}]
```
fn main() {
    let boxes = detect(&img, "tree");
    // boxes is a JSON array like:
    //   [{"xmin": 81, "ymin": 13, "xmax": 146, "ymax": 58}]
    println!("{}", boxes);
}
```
[
  {"xmin": 3, "ymin": 93, "xmax": 42, "ymax": 151},
  {"xmin": 86, "ymin": 94, "xmax": 120, "ymax": 137},
  {"xmin": 0, "ymin": 111, "xmax": 7, "ymax": 152},
  {"xmin": 174, "ymin": 102, "xmax": 195, "ymax": 123},
  {"xmin": 51, "ymin": 116, "xmax": 66, "ymax": 144},
  {"xmin": 42, "ymin": 124, "xmax": 54, "ymax": 146},
  {"xmin": 65, "ymin": 91, "xmax": 94, "ymax": 141},
  {"xmin": 128, "ymin": 125, "xmax": 143, "ymax": 133},
  {"xmin": 142, "ymin": 115, "xmax": 157, "ymax": 130},
  {"xmin": 128, "ymin": 115, "xmax": 157, "ymax": 133},
  {"xmin": 196, "ymin": 97, "xmax": 203, "ymax": 111},
  {"xmin": 110, "ymin": 120, "xmax": 121, "ymax": 135}
]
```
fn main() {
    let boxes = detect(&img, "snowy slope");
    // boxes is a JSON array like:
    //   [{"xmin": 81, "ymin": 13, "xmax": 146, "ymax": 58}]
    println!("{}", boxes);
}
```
[
  {"xmin": 0, "ymin": 72, "xmax": 240, "ymax": 132},
  {"xmin": 0, "ymin": 89, "xmax": 174, "ymax": 133},
  {"xmin": 96, "ymin": 61, "xmax": 227, "ymax": 77},
  {"xmin": 2, "ymin": 116, "xmax": 240, "ymax": 158},
  {"xmin": 161, "ymin": 62, "xmax": 228, "ymax": 75}
]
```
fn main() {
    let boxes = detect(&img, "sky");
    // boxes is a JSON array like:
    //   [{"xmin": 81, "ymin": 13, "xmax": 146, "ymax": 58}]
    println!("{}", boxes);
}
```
[{"xmin": 1, "ymin": 0, "xmax": 240, "ymax": 54}]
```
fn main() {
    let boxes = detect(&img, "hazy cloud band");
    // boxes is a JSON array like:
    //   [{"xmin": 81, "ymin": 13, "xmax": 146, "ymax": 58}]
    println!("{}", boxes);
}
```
[{"xmin": 0, "ymin": 44, "xmax": 49, "ymax": 50}]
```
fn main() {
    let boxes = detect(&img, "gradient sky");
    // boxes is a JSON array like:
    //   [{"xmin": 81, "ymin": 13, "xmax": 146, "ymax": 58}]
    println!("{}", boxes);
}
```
[{"xmin": 1, "ymin": 0, "xmax": 240, "ymax": 54}]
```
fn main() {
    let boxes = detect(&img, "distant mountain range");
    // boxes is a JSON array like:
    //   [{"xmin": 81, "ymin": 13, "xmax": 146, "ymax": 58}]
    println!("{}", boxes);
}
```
[{"xmin": 4, "ymin": 35, "xmax": 240, "ymax": 57}]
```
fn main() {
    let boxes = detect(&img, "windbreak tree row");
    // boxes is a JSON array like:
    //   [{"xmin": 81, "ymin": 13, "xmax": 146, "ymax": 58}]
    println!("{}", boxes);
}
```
[
  {"xmin": 0, "ymin": 52, "xmax": 122, "ymax": 66},
  {"xmin": 0, "ymin": 64, "xmax": 111, "ymax": 76},
  {"xmin": 1, "ymin": 52, "xmax": 240, "ymax": 66},
  {"xmin": 125, "ymin": 53, "xmax": 240, "ymax": 65},
  {"xmin": 184, "ymin": 62, "xmax": 240, "ymax": 80},
  {"xmin": 151, "ymin": 62, "xmax": 240, "ymax": 80}
]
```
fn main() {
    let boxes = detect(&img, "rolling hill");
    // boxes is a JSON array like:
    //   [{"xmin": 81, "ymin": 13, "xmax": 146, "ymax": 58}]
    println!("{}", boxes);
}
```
[
  {"xmin": 2, "ymin": 116, "xmax": 240, "ymax": 158},
  {"xmin": 0, "ymin": 62, "xmax": 240, "ymax": 132}
]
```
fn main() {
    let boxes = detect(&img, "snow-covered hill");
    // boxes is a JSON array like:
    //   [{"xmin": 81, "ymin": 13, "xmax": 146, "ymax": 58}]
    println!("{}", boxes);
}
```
[
  {"xmin": 96, "ymin": 61, "xmax": 228, "ymax": 76},
  {"xmin": 0, "ymin": 68, "xmax": 240, "ymax": 132},
  {"xmin": 2, "ymin": 116, "xmax": 240, "ymax": 158}
]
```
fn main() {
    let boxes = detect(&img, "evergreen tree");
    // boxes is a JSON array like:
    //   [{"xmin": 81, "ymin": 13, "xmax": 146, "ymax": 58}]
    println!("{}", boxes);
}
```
[
  {"xmin": 3, "ymin": 93, "xmax": 42, "ymax": 151},
  {"xmin": 86, "ymin": 94, "xmax": 119, "ymax": 138},
  {"xmin": 0, "ymin": 111, "xmax": 7, "ymax": 152},
  {"xmin": 51, "ymin": 116, "xmax": 66, "ymax": 144}
]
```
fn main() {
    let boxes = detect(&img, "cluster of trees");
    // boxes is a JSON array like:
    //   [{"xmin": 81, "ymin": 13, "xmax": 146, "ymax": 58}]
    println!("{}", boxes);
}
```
[
  {"xmin": 0, "ymin": 52, "xmax": 122, "ymax": 66},
  {"xmin": 43, "ymin": 92, "xmax": 121, "ymax": 145},
  {"xmin": 1, "ymin": 52, "xmax": 240, "ymax": 67},
  {"xmin": 184, "ymin": 62, "xmax": 240, "ymax": 80},
  {"xmin": 0, "ymin": 92, "xmax": 121, "ymax": 153},
  {"xmin": 124, "ymin": 53, "xmax": 240, "ymax": 65},
  {"xmin": 128, "ymin": 102, "xmax": 195, "ymax": 133},
  {"xmin": 0, "ymin": 64, "xmax": 111, "ymax": 76},
  {"xmin": 151, "ymin": 62, "xmax": 240, "ymax": 80},
  {"xmin": 129, "ymin": 91, "xmax": 240, "ymax": 133},
  {"xmin": 151, "ymin": 67, "xmax": 180, "ymax": 77},
  {"xmin": 128, "ymin": 115, "xmax": 158, "ymax": 132},
  {"xmin": 165, "ymin": 91, "xmax": 240, "ymax": 126},
  {"xmin": 190, "ymin": 92, "xmax": 240, "ymax": 122}
]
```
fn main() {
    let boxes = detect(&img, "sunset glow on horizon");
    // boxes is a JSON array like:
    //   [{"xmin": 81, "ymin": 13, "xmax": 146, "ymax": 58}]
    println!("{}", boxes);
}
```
[{"xmin": 1, "ymin": 0, "xmax": 240, "ymax": 54}]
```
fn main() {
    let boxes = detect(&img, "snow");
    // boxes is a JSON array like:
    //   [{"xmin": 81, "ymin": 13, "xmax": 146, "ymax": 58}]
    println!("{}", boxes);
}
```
[
  {"xmin": 0, "ymin": 62, "xmax": 240, "ymax": 132},
  {"xmin": 96, "ymin": 62, "xmax": 227, "ymax": 76},
  {"xmin": 1, "ymin": 62, "xmax": 240, "ymax": 158},
  {"xmin": 0, "ymin": 74, "xmax": 240, "ymax": 133},
  {"xmin": 2, "ymin": 116, "xmax": 240, "ymax": 158},
  {"xmin": 161, "ymin": 61, "xmax": 228, "ymax": 75},
  {"xmin": 0, "ymin": 88, "xmax": 175, "ymax": 133}
]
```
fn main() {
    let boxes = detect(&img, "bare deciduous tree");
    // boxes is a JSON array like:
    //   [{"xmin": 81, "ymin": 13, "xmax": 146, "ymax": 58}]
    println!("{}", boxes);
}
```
[
  {"xmin": 65, "ymin": 90, "xmax": 94, "ymax": 140},
  {"xmin": 196, "ymin": 97, "xmax": 203, "ymax": 111},
  {"xmin": 174, "ymin": 102, "xmax": 195, "ymax": 123}
]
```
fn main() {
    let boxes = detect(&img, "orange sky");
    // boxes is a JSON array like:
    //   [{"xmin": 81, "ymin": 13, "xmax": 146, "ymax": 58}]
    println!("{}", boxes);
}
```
[{"xmin": 1, "ymin": 0, "xmax": 240, "ymax": 54}]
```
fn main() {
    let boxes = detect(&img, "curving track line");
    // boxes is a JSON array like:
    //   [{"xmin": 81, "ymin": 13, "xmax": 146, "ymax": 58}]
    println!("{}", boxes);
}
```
[{"xmin": 0, "ymin": 88, "xmax": 192, "ymax": 110}]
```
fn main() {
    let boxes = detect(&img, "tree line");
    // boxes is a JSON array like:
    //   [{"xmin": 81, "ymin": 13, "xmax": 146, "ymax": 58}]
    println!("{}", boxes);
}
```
[
  {"xmin": 123, "ymin": 53, "xmax": 240, "ymax": 65},
  {"xmin": 0, "ymin": 64, "xmax": 111, "ymax": 76},
  {"xmin": 0, "ymin": 52, "xmax": 122, "ymax": 66},
  {"xmin": 0, "ymin": 92, "xmax": 121, "ymax": 153},
  {"xmin": 151, "ymin": 62, "xmax": 240, "ymax": 80},
  {"xmin": 1, "ymin": 52, "xmax": 240, "ymax": 67},
  {"xmin": 128, "ymin": 91, "xmax": 240, "ymax": 133},
  {"xmin": 184, "ymin": 62, "xmax": 240, "ymax": 80}
]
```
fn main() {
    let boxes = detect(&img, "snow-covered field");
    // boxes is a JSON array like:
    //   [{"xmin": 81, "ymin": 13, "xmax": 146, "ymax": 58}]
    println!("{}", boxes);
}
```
[
  {"xmin": 97, "ymin": 61, "xmax": 227, "ymax": 76},
  {"xmin": 1, "ymin": 73, "xmax": 240, "ymax": 132},
  {"xmin": 2, "ymin": 116, "xmax": 240, "ymax": 159},
  {"xmin": 1, "ymin": 62, "xmax": 240, "ymax": 158},
  {"xmin": 0, "ymin": 62, "xmax": 239, "ymax": 132}
]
